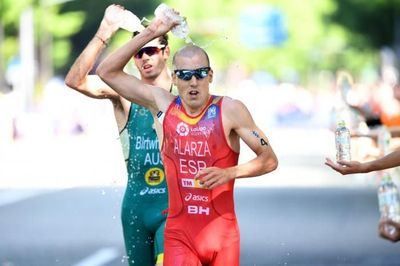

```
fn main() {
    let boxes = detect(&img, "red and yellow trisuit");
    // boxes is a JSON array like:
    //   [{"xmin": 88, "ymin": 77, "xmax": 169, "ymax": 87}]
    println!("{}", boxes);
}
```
[{"xmin": 161, "ymin": 95, "xmax": 240, "ymax": 265}]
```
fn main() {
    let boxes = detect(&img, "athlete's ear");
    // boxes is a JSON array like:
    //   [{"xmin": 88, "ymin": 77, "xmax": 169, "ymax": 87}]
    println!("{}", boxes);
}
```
[
  {"xmin": 172, "ymin": 72, "xmax": 178, "ymax": 86},
  {"xmin": 208, "ymin": 68, "xmax": 213, "ymax": 83},
  {"xmin": 163, "ymin": 46, "xmax": 170, "ymax": 60}
]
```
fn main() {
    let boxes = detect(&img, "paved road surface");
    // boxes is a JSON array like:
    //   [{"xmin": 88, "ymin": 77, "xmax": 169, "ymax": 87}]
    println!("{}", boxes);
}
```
[
  {"xmin": 1, "ymin": 187, "xmax": 399, "ymax": 266},
  {"xmin": 1, "ymin": 128, "xmax": 399, "ymax": 265}
]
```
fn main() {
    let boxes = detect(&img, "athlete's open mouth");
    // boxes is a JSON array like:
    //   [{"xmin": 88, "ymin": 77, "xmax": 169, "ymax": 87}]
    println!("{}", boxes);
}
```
[
  {"xmin": 143, "ymin": 64, "xmax": 152, "ymax": 70},
  {"xmin": 189, "ymin": 91, "xmax": 198, "ymax": 96}
]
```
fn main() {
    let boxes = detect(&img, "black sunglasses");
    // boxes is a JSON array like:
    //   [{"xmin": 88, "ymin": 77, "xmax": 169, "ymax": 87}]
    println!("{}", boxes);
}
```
[
  {"xmin": 134, "ymin": 46, "xmax": 166, "ymax": 59},
  {"xmin": 174, "ymin": 67, "xmax": 211, "ymax": 81}
]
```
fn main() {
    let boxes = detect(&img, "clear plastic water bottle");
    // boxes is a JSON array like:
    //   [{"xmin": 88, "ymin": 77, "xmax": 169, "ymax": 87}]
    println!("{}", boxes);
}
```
[
  {"xmin": 378, "ymin": 173, "xmax": 400, "ymax": 235},
  {"xmin": 378, "ymin": 126, "xmax": 391, "ymax": 156},
  {"xmin": 335, "ymin": 120, "xmax": 351, "ymax": 162},
  {"xmin": 154, "ymin": 3, "xmax": 190, "ymax": 41},
  {"xmin": 120, "ymin": 9, "xmax": 144, "ymax": 32}
]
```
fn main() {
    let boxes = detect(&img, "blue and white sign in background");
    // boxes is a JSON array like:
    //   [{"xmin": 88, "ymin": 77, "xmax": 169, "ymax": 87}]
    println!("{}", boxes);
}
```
[{"xmin": 240, "ymin": 5, "xmax": 288, "ymax": 48}]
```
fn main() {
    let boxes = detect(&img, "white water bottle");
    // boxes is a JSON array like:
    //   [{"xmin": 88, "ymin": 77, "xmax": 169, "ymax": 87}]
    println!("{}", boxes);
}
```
[
  {"xmin": 105, "ymin": 6, "xmax": 144, "ymax": 33},
  {"xmin": 120, "ymin": 9, "xmax": 144, "ymax": 32},
  {"xmin": 378, "ymin": 174, "xmax": 400, "ymax": 235},
  {"xmin": 335, "ymin": 120, "xmax": 351, "ymax": 162},
  {"xmin": 154, "ymin": 3, "xmax": 189, "ymax": 39}
]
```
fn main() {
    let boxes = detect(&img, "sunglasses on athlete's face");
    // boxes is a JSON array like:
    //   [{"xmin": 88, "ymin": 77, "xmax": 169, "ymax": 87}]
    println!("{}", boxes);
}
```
[
  {"xmin": 134, "ymin": 46, "xmax": 166, "ymax": 59},
  {"xmin": 174, "ymin": 67, "xmax": 211, "ymax": 81}
]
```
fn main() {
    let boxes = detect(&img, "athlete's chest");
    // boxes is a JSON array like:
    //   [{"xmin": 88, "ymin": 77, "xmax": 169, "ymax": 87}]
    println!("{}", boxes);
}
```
[
  {"xmin": 165, "ymin": 103, "xmax": 220, "ymax": 138},
  {"xmin": 127, "ymin": 105, "xmax": 159, "ymax": 153}
]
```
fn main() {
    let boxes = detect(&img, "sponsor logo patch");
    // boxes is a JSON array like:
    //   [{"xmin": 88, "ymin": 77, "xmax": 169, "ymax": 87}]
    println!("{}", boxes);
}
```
[
  {"xmin": 184, "ymin": 193, "xmax": 209, "ymax": 202},
  {"xmin": 187, "ymin": 205, "xmax": 210, "ymax": 215},
  {"xmin": 176, "ymin": 122, "xmax": 189, "ymax": 136},
  {"xmin": 181, "ymin": 178, "xmax": 205, "ymax": 189},
  {"xmin": 139, "ymin": 187, "xmax": 166, "ymax": 195},
  {"xmin": 145, "ymin": 167, "xmax": 165, "ymax": 186}
]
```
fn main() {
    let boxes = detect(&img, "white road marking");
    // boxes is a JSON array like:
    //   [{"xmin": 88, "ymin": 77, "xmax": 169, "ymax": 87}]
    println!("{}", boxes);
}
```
[{"xmin": 73, "ymin": 247, "xmax": 120, "ymax": 266}]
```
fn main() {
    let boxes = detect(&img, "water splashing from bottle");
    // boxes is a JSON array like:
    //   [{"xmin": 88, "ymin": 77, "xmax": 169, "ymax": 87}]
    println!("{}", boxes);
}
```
[{"xmin": 200, "ymin": 35, "xmax": 229, "ymax": 49}]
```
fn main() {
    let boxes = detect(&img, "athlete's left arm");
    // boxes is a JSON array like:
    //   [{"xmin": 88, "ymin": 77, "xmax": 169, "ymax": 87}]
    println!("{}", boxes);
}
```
[{"xmin": 196, "ymin": 98, "xmax": 278, "ymax": 189}]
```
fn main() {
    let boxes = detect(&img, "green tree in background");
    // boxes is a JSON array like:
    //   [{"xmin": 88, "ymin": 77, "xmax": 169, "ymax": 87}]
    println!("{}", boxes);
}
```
[
  {"xmin": 165, "ymin": 0, "xmax": 400, "ymax": 84},
  {"xmin": 165, "ymin": 0, "xmax": 377, "ymax": 84},
  {"xmin": 329, "ymin": 0, "xmax": 400, "ymax": 50},
  {"xmin": 2, "ymin": 0, "xmax": 400, "ymax": 89},
  {"xmin": 0, "ymin": 0, "xmax": 160, "ymax": 90},
  {"xmin": 0, "ymin": 0, "xmax": 86, "ymax": 90}
]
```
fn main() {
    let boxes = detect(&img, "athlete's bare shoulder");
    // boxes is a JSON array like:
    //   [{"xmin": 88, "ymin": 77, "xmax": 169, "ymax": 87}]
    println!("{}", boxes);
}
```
[
  {"xmin": 221, "ymin": 96, "xmax": 254, "ymax": 131},
  {"xmin": 152, "ymin": 86, "xmax": 176, "ymax": 114},
  {"xmin": 221, "ymin": 96, "xmax": 248, "ymax": 115}
]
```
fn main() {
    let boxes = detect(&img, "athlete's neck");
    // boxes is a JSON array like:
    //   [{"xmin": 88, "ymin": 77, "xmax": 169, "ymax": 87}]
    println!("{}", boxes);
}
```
[
  {"xmin": 182, "ymin": 95, "xmax": 212, "ymax": 117},
  {"xmin": 141, "ymin": 68, "xmax": 172, "ymax": 92}
]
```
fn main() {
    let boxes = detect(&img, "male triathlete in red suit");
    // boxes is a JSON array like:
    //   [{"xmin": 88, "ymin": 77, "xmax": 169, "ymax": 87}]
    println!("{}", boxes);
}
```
[
  {"xmin": 162, "ymin": 95, "xmax": 240, "ymax": 264},
  {"xmin": 97, "ymin": 11, "xmax": 279, "ymax": 265}
]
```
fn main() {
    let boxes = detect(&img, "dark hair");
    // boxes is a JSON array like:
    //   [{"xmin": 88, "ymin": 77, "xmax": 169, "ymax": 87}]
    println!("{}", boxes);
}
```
[{"xmin": 132, "ymin": 24, "xmax": 168, "ymax": 46}]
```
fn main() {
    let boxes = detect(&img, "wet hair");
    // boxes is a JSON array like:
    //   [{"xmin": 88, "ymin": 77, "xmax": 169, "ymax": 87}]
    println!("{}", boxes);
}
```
[{"xmin": 172, "ymin": 44, "xmax": 210, "ymax": 70}]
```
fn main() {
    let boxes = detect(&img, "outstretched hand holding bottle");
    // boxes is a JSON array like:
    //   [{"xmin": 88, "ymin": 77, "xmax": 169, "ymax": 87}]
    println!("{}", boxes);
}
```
[
  {"xmin": 325, "ymin": 158, "xmax": 365, "ymax": 175},
  {"xmin": 325, "ymin": 149, "xmax": 400, "ymax": 175}
]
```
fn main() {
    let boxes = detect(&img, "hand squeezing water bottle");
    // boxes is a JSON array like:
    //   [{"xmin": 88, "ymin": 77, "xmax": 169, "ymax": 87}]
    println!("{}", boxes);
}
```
[
  {"xmin": 154, "ymin": 3, "xmax": 191, "ymax": 42},
  {"xmin": 103, "ymin": 4, "xmax": 144, "ymax": 33}
]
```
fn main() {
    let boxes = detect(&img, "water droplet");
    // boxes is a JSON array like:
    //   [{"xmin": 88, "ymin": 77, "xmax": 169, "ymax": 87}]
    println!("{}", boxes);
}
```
[{"xmin": 121, "ymin": 255, "xmax": 129, "ymax": 263}]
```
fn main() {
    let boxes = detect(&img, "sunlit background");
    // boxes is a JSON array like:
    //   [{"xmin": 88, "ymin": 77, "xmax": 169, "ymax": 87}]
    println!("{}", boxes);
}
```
[{"xmin": 1, "ymin": 0, "xmax": 400, "ymax": 265}]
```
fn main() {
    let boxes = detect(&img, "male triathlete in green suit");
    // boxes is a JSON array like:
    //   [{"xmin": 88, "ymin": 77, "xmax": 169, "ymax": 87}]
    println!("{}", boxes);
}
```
[{"xmin": 65, "ymin": 5, "xmax": 171, "ymax": 265}]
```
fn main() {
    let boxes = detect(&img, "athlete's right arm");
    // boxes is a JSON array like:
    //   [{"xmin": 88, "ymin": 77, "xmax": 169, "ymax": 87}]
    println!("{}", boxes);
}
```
[
  {"xmin": 97, "ymin": 16, "xmax": 178, "ymax": 112},
  {"xmin": 65, "ymin": 4, "xmax": 123, "ymax": 100}
]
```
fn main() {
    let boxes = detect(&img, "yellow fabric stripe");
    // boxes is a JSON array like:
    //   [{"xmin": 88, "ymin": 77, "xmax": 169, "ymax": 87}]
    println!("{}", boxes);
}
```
[
  {"xmin": 178, "ymin": 112, "xmax": 203, "ymax": 125},
  {"xmin": 156, "ymin": 253, "xmax": 164, "ymax": 264},
  {"xmin": 171, "ymin": 96, "xmax": 221, "ymax": 125}
]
